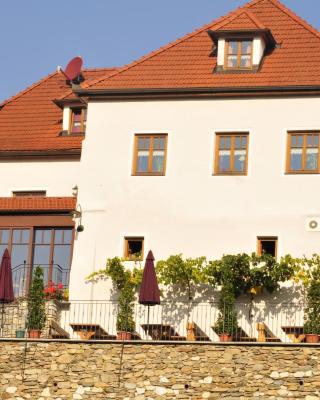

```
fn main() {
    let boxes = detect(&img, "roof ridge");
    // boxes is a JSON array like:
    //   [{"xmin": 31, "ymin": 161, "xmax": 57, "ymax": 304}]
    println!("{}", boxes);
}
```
[
  {"xmin": 0, "ymin": 71, "xmax": 59, "ymax": 108},
  {"xmin": 83, "ymin": 0, "xmax": 262, "ymax": 90},
  {"xmin": 258, "ymin": 0, "xmax": 320, "ymax": 40},
  {"xmin": 216, "ymin": 8, "xmax": 266, "ymax": 31}
]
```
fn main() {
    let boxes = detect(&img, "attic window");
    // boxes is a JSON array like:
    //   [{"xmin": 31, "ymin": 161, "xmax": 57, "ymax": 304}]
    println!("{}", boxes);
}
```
[
  {"xmin": 225, "ymin": 39, "xmax": 253, "ymax": 70},
  {"xmin": 69, "ymin": 108, "xmax": 87, "ymax": 134}
]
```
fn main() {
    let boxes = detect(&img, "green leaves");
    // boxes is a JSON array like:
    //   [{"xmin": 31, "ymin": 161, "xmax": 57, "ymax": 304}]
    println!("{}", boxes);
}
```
[
  {"xmin": 27, "ymin": 266, "xmax": 46, "ymax": 331},
  {"xmin": 156, "ymin": 254, "xmax": 207, "ymax": 299}
]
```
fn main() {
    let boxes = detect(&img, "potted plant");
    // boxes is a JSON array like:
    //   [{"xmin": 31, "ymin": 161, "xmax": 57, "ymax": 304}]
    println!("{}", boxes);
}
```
[
  {"xmin": 214, "ymin": 284, "xmax": 238, "ymax": 342},
  {"xmin": 116, "ymin": 282, "xmax": 136, "ymax": 340},
  {"xmin": 87, "ymin": 257, "xmax": 142, "ymax": 341},
  {"xmin": 303, "ymin": 262, "xmax": 320, "ymax": 343},
  {"xmin": 27, "ymin": 266, "xmax": 46, "ymax": 338}
]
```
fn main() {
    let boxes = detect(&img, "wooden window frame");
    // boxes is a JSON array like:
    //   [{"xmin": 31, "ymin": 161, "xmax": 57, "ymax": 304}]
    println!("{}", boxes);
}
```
[
  {"xmin": 224, "ymin": 39, "xmax": 253, "ymax": 71},
  {"xmin": 257, "ymin": 236, "xmax": 278, "ymax": 259},
  {"xmin": 12, "ymin": 191, "xmax": 46, "ymax": 197},
  {"xmin": 0, "ymin": 223, "xmax": 74, "ymax": 294},
  {"xmin": 69, "ymin": 107, "xmax": 87, "ymax": 134},
  {"xmin": 132, "ymin": 134, "xmax": 168, "ymax": 176},
  {"xmin": 286, "ymin": 132, "xmax": 320, "ymax": 174},
  {"xmin": 124, "ymin": 237, "xmax": 144, "ymax": 261},
  {"xmin": 214, "ymin": 132, "xmax": 249, "ymax": 175}
]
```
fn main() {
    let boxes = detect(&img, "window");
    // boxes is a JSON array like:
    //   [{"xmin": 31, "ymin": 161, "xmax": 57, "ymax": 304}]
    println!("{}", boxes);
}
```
[
  {"xmin": 133, "ymin": 134, "xmax": 167, "ymax": 175},
  {"xmin": 124, "ymin": 237, "xmax": 144, "ymax": 260},
  {"xmin": 0, "ymin": 227, "xmax": 73, "ymax": 296},
  {"xmin": 287, "ymin": 132, "xmax": 320, "ymax": 173},
  {"xmin": 69, "ymin": 108, "xmax": 87, "ymax": 134},
  {"xmin": 225, "ymin": 40, "xmax": 253, "ymax": 70},
  {"xmin": 214, "ymin": 133, "xmax": 248, "ymax": 174},
  {"xmin": 12, "ymin": 191, "xmax": 46, "ymax": 197},
  {"xmin": 257, "ymin": 237, "xmax": 278, "ymax": 258}
]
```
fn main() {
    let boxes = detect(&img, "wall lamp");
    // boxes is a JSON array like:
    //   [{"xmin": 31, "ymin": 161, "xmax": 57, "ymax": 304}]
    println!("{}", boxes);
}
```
[{"xmin": 70, "ymin": 204, "xmax": 84, "ymax": 232}]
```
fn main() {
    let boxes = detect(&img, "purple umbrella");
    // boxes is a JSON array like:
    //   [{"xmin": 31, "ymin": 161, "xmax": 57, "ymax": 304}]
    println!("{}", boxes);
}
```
[
  {"xmin": 139, "ymin": 250, "xmax": 160, "ymax": 333},
  {"xmin": 0, "ymin": 249, "xmax": 15, "ymax": 336}
]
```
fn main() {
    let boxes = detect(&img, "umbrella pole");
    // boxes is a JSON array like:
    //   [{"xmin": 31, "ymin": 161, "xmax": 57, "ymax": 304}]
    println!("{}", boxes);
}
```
[
  {"xmin": 0, "ymin": 302, "xmax": 4, "ymax": 337},
  {"xmin": 147, "ymin": 305, "xmax": 150, "ymax": 340}
]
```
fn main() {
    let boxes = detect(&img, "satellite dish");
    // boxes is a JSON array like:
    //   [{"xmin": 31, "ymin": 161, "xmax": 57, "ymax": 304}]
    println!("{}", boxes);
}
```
[{"xmin": 63, "ymin": 56, "xmax": 83, "ymax": 81}]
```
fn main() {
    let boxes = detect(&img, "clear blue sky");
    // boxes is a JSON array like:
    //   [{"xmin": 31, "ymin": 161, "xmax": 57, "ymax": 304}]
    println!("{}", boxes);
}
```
[{"xmin": 0, "ymin": 0, "xmax": 318, "ymax": 101}]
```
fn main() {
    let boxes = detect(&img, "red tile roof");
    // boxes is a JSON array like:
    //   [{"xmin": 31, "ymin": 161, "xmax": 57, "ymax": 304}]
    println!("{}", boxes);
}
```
[
  {"xmin": 0, "ymin": 68, "xmax": 117, "ymax": 154},
  {"xmin": 85, "ymin": 0, "xmax": 320, "ymax": 91},
  {"xmin": 0, "ymin": 197, "xmax": 76, "ymax": 212}
]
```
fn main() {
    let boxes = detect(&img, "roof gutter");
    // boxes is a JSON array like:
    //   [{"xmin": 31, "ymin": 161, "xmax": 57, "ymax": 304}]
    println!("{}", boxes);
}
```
[{"xmin": 74, "ymin": 85, "xmax": 320, "ymax": 100}]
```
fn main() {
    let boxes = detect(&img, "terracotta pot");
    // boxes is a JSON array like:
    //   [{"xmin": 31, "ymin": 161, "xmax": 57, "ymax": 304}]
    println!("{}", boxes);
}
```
[
  {"xmin": 305, "ymin": 334, "xmax": 319, "ymax": 343},
  {"xmin": 218, "ymin": 333, "xmax": 232, "ymax": 342},
  {"xmin": 117, "ymin": 331, "xmax": 132, "ymax": 341},
  {"xmin": 28, "ymin": 329, "xmax": 41, "ymax": 339}
]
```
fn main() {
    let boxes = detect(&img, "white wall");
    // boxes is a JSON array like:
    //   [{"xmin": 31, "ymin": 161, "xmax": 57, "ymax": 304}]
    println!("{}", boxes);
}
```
[
  {"xmin": 70, "ymin": 96, "xmax": 320, "ymax": 300},
  {"xmin": 0, "ymin": 160, "xmax": 79, "ymax": 197}
]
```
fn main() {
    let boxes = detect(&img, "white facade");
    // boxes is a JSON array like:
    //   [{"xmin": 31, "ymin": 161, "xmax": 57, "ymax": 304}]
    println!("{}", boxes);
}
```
[{"xmin": 70, "ymin": 96, "xmax": 320, "ymax": 300}]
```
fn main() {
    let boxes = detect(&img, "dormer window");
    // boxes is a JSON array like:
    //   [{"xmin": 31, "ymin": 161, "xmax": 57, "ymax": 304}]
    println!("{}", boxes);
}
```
[
  {"xmin": 225, "ymin": 40, "xmax": 253, "ymax": 70},
  {"xmin": 69, "ymin": 108, "xmax": 87, "ymax": 134}
]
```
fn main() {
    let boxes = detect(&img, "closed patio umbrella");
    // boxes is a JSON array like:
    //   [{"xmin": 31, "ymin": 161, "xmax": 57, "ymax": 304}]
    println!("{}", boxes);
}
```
[
  {"xmin": 0, "ymin": 249, "xmax": 15, "ymax": 336},
  {"xmin": 139, "ymin": 250, "xmax": 160, "ymax": 336}
]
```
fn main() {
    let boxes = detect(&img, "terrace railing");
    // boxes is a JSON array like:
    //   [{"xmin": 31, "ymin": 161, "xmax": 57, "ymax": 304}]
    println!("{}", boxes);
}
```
[
  {"xmin": 0, "ymin": 300, "xmax": 314, "ymax": 344},
  {"xmin": 11, "ymin": 263, "xmax": 70, "ymax": 298}
]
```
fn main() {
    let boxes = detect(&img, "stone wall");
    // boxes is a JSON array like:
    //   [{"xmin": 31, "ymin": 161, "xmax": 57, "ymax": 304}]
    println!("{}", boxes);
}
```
[{"xmin": 0, "ymin": 341, "xmax": 320, "ymax": 399}]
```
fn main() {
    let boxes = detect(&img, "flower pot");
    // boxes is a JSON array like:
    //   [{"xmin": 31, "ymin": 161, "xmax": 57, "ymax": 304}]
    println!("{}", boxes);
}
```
[
  {"xmin": 117, "ymin": 331, "xmax": 132, "ymax": 341},
  {"xmin": 15, "ymin": 329, "xmax": 25, "ymax": 338},
  {"xmin": 218, "ymin": 333, "xmax": 232, "ymax": 342},
  {"xmin": 186, "ymin": 322, "xmax": 196, "ymax": 341},
  {"xmin": 28, "ymin": 329, "xmax": 41, "ymax": 339},
  {"xmin": 305, "ymin": 334, "xmax": 319, "ymax": 343}
]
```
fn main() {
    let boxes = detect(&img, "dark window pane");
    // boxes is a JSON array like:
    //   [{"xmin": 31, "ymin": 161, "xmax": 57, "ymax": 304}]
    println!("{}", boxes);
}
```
[
  {"xmin": 290, "ymin": 149, "xmax": 302, "ymax": 170},
  {"xmin": 54, "ymin": 230, "xmax": 63, "ymax": 244},
  {"xmin": 33, "ymin": 245, "xmax": 51, "ymax": 266},
  {"xmin": 0, "ymin": 230, "xmax": 9, "ymax": 244},
  {"xmin": 260, "ymin": 240, "xmax": 276, "ymax": 257},
  {"xmin": 153, "ymin": 138, "xmax": 159, "ymax": 149},
  {"xmin": 242, "ymin": 41, "xmax": 252, "ymax": 55},
  {"xmin": 159, "ymin": 137, "xmax": 165, "ymax": 149},
  {"xmin": 307, "ymin": 135, "xmax": 313, "ymax": 146},
  {"xmin": 227, "ymin": 55, "xmax": 237, "ymax": 68},
  {"xmin": 21, "ymin": 229, "xmax": 30, "ymax": 243},
  {"xmin": 12, "ymin": 229, "xmax": 21, "ymax": 244},
  {"xmin": 234, "ymin": 150, "xmax": 247, "ymax": 172},
  {"xmin": 11, "ymin": 244, "xmax": 29, "ymax": 268},
  {"xmin": 228, "ymin": 41, "xmax": 238, "ymax": 54},
  {"xmin": 63, "ymin": 229, "xmax": 73, "ymax": 244},
  {"xmin": 218, "ymin": 150, "xmax": 231, "ymax": 171},
  {"xmin": 306, "ymin": 148, "xmax": 318, "ymax": 170},
  {"xmin": 235, "ymin": 137, "xmax": 241, "ymax": 149},
  {"xmin": 152, "ymin": 151, "xmax": 165, "ymax": 173},
  {"xmin": 314, "ymin": 135, "xmax": 319, "ymax": 146},
  {"xmin": 240, "ymin": 55, "xmax": 251, "ymax": 68},
  {"xmin": 137, "ymin": 152, "xmax": 149, "ymax": 172},
  {"xmin": 53, "ymin": 245, "xmax": 71, "ymax": 270},
  {"xmin": 0, "ymin": 245, "xmax": 7, "ymax": 260},
  {"xmin": 127, "ymin": 239, "xmax": 143, "ymax": 259}
]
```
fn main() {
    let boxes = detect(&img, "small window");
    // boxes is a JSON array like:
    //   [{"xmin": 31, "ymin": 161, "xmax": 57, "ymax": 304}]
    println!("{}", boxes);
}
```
[
  {"xmin": 69, "ymin": 108, "xmax": 87, "ymax": 134},
  {"xmin": 12, "ymin": 191, "xmax": 46, "ymax": 197},
  {"xmin": 287, "ymin": 132, "xmax": 320, "ymax": 173},
  {"xmin": 257, "ymin": 237, "xmax": 278, "ymax": 258},
  {"xmin": 133, "ymin": 134, "xmax": 167, "ymax": 175},
  {"xmin": 124, "ymin": 237, "xmax": 144, "ymax": 260},
  {"xmin": 214, "ymin": 133, "xmax": 248, "ymax": 175},
  {"xmin": 225, "ymin": 40, "xmax": 253, "ymax": 70}
]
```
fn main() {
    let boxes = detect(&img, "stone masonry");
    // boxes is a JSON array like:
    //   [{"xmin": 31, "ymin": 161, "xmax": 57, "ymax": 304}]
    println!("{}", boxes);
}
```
[{"xmin": 0, "ymin": 341, "xmax": 320, "ymax": 399}]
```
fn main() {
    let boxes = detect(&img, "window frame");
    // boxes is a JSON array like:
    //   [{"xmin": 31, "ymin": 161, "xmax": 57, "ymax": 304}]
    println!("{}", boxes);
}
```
[
  {"xmin": 224, "ymin": 39, "xmax": 253, "ymax": 70},
  {"xmin": 12, "ymin": 191, "xmax": 47, "ymax": 197},
  {"xmin": 123, "ymin": 237, "xmax": 144, "ymax": 261},
  {"xmin": 132, "ymin": 134, "xmax": 168, "ymax": 176},
  {"xmin": 0, "ymin": 224, "xmax": 74, "ymax": 295},
  {"xmin": 69, "ymin": 107, "xmax": 87, "ymax": 134},
  {"xmin": 286, "ymin": 132, "xmax": 320, "ymax": 174},
  {"xmin": 214, "ymin": 132, "xmax": 249, "ymax": 175},
  {"xmin": 257, "ymin": 236, "xmax": 278, "ymax": 259}
]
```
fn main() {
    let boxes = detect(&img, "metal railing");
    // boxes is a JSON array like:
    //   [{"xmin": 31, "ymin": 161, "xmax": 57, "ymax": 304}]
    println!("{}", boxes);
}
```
[
  {"xmin": 11, "ymin": 263, "xmax": 70, "ymax": 298},
  {"xmin": 0, "ymin": 300, "xmax": 316, "ymax": 344}
]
